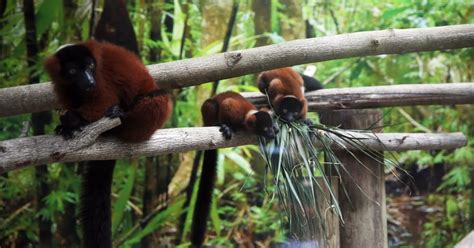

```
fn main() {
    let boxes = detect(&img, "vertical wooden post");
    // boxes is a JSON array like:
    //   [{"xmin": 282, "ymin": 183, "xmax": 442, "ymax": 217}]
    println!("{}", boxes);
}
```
[
  {"xmin": 289, "ymin": 177, "xmax": 339, "ymax": 247},
  {"xmin": 319, "ymin": 177, "xmax": 340, "ymax": 248},
  {"xmin": 320, "ymin": 109, "xmax": 387, "ymax": 248}
]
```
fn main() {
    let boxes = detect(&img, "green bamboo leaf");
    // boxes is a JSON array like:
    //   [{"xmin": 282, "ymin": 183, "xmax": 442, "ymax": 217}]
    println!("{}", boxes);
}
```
[
  {"xmin": 36, "ymin": 0, "xmax": 63, "ymax": 36},
  {"xmin": 181, "ymin": 174, "xmax": 202, "ymax": 241},
  {"xmin": 123, "ymin": 199, "xmax": 185, "ymax": 247},
  {"xmin": 210, "ymin": 193, "xmax": 222, "ymax": 237},
  {"xmin": 112, "ymin": 160, "xmax": 137, "ymax": 237},
  {"xmin": 224, "ymin": 150, "xmax": 254, "ymax": 175},
  {"xmin": 382, "ymin": 7, "xmax": 409, "ymax": 20}
]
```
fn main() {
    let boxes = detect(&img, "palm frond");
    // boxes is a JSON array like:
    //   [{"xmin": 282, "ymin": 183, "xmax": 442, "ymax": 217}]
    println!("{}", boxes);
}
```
[{"xmin": 258, "ymin": 117, "xmax": 400, "ymax": 245}]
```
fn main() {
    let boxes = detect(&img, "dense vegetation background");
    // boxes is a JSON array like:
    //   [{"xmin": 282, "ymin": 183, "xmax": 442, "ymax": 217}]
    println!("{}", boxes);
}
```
[{"xmin": 0, "ymin": 0, "xmax": 473, "ymax": 247}]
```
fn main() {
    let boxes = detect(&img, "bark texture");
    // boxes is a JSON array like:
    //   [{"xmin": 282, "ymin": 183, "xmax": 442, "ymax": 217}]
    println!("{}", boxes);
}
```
[
  {"xmin": 1, "ymin": 24, "xmax": 473, "ymax": 117},
  {"xmin": 0, "ymin": 126, "xmax": 467, "ymax": 173}
]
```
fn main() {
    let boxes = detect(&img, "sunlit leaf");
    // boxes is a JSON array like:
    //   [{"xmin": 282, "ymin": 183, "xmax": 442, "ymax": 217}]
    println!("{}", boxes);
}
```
[{"xmin": 36, "ymin": 0, "xmax": 64, "ymax": 36}]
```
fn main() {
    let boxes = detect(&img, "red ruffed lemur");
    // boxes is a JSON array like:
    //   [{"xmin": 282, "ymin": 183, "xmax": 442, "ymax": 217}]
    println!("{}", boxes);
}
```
[
  {"xmin": 44, "ymin": 40, "xmax": 172, "ymax": 248},
  {"xmin": 257, "ymin": 67, "xmax": 323, "ymax": 123},
  {"xmin": 191, "ymin": 91, "xmax": 277, "ymax": 247}
]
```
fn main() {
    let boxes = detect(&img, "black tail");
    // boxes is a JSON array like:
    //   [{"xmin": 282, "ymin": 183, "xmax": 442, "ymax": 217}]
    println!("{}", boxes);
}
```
[
  {"xmin": 80, "ymin": 160, "xmax": 115, "ymax": 248},
  {"xmin": 191, "ymin": 149, "xmax": 218, "ymax": 247},
  {"xmin": 301, "ymin": 74, "xmax": 324, "ymax": 92}
]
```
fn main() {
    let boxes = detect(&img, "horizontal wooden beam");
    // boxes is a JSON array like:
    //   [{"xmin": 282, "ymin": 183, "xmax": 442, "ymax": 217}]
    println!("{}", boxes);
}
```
[
  {"xmin": 1, "ymin": 82, "xmax": 473, "ymax": 118},
  {"xmin": 1, "ymin": 24, "xmax": 474, "ymax": 117},
  {"xmin": 242, "ymin": 83, "xmax": 474, "ymax": 111},
  {"xmin": 0, "ymin": 116, "xmax": 467, "ymax": 173}
]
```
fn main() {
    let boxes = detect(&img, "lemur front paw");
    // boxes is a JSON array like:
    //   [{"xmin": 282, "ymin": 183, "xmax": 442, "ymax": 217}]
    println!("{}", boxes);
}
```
[
  {"xmin": 219, "ymin": 124, "xmax": 233, "ymax": 140},
  {"xmin": 105, "ymin": 105, "xmax": 125, "ymax": 119},
  {"xmin": 55, "ymin": 125, "xmax": 82, "ymax": 140},
  {"xmin": 56, "ymin": 111, "xmax": 85, "ymax": 140}
]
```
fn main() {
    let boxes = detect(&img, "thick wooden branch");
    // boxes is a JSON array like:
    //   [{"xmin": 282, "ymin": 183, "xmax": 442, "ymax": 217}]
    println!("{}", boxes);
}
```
[
  {"xmin": 0, "ymin": 125, "xmax": 466, "ymax": 173},
  {"xmin": 1, "ymin": 82, "xmax": 473, "ymax": 117},
  {"xmin": 0, "ymin": 83, "xmax": 59, "ymax": 116},
  {"xmin": 1, "ymin": 24, "xmax": 473, "ymax": 117},
  {"xmin": 242, "ymin": 83, "xmax": 474, "ymax": 111},
  {"xmin": 0, "ymin": 117, "xmax": 121, "ymax": 172}
]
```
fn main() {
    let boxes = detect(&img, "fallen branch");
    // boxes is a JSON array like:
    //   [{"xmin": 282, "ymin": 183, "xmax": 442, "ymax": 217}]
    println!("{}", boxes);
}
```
[
  {"xmin": 1, "ymin": 24, "xmax": 473, "ymax": 117},
  {"xmin": 0, "ymin": 125, "xmax": 466, "ymax": 173}
]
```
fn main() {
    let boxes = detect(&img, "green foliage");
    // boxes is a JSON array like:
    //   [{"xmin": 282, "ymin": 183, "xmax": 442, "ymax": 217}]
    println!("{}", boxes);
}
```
[
  {"xmin": 36, "ymin": 0, "xmax": 64, "ymax": 37},
  {"xmin": 112, "ymin": 160, "xmax": 137, "ymax": 237},
  {"xmin": 422, "ymin": 193, "xmax": 470, "ymax": 248},
  {"xmin": 123, "ymin": 198, "xmax": 185, "ymax": 247}
]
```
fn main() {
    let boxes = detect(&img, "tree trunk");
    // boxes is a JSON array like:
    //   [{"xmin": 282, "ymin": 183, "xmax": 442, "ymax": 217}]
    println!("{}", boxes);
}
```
[
  {"xmin": 141, "ymin": 157, "xmax": 160, "ymax": 247},
  {"xmin": 200, "ymin": 0, "xmax": 232, "ymax": 48},
  {"xmin": 23, "ymin": 0, "xmax": 53, "ymax": 247},
  {"xmin": 252, "ymin": 0, "xmax": 271, "ymax": 47},
  {"xmin": 56, "ymin": 164, "xmax": 81, "ymax": 246},
  {"xmin": 280, "ymin": 0, "xmax": 305, "ymax": 40},
  {"xmin": 0, "ymin": 0, "xmax": 6, "ymax": 55},
  {"xmin": 164, "ymin": 0, "xmax": 174, "ymax": 37},
  {"xmin": 210, "ymin": 0, "xmax": 239, "ymax": 95},
  {"xmin": 147, "ymin": 0, "xmax": 164, "ymax": 62},
  {"xmin": 471, "ymin": 166, "xmax": 474, "ymax": 230}
]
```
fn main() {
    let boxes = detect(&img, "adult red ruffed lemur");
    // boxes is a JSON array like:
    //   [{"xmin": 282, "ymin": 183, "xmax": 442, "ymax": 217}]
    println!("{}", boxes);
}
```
[
  {"xmin": 44, "ymin": 40, "xmax": 172, "ymax": 248},
  {"xmin": 257, "ymin": 67, "xmax": 322, "ymax": 123},
  {"xmin": 191, "ymin": 91, "xmax": 277, "ymax": 247}
]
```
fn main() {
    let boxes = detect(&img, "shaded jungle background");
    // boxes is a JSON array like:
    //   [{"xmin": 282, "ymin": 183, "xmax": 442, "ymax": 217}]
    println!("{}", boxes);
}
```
[{"xmin": 0, "ymin": 0, "xmax": 473, "ymax": 247}]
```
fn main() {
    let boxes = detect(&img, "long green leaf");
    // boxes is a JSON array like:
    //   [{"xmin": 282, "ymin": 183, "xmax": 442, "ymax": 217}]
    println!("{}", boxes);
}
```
[
  {"xmin": 112, "ymin": 160, "xmax": 137, "ymax": 237},
  {"xmin": 123, "ymin": 198, "xmax": 185, "ymax": 247}
]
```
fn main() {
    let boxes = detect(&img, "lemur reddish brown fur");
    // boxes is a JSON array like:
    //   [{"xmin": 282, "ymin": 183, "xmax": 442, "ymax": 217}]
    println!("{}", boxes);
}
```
[
  {"xmin": 44, "ymin": 40, "xmax": 172, "ymax": 142},
  {"xmin": 201, "ymin": 91, "xmax": 275, "ymax": 136},
  {"xmin": 257, "ymin": 67, "xmax": 308, "ymax": 122},
  {"xmin": 191, "ymin": 91, "xmax": 275, "ymax": 247},
  {"xmin": 44, "ymin": 40, "xmax": 172, "ymax": 248}
]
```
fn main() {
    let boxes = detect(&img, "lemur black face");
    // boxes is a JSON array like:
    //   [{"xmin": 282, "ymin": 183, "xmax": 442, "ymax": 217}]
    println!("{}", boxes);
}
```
[
  {"xmin": 56, "ymin": 45, "xmax": 96, "ymax": 93},
  {"xmin": 254, "ymin": 111, "xmax": 276, "ymax": 139},
  {"xmin": 278, "ymin": 96, "xmax": 302, "ymax": 122}
]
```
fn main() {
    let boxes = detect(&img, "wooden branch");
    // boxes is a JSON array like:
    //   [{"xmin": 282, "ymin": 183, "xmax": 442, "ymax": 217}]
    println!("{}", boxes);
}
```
[
  {"xmin": 1, "ymin": 82, "xmax": 473, "ymax": 118},
  {"xmin": 0, "ymin": 117, "xmax": 121, "ymax": 172},
  {"xmin": 0, "ymin": 125, "xmax": 466, "ymax": 173},
  {"xmin": 1, "ymin": 24, "xmax": 473, "ymax": 117},
  {"xmin": 244, "ymin": 82, "xmax": 474, "ymax": 110},
  {"xmin": 150, "ymin": 24, "xmax": 474, "ymax": 88},
  {"xmin": 0, "ymin": 83, "xmax": 60, "ymax": 117}
]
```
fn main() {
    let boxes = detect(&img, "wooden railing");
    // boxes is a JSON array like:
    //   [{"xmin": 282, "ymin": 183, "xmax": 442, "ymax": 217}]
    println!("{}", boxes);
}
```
[{"xmin": 1, "ymin": 24, "xmax": 473, "ymax": 248}]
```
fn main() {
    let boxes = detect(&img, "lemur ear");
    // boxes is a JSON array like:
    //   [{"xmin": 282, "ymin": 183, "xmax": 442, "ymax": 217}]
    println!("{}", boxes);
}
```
[
  {"xmin": 259, "ymin": 107, "xmax": 274, "ymax": 116},
  {"xmin": 257, "ymin": 72, "xmax": 269, "ymax": 93},
  {"xmin": 44, "ymin": 56, "xmax": 61, "ymax": 78}
]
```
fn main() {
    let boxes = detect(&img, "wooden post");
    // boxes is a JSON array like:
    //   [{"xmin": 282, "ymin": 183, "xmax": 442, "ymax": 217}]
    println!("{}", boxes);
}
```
[
  {"xmin": 320, "ymin": 109, "xmax": 387, "ymax": 248},
  {"xmin": 318, "ymin": 177, "xmax": 339, "ymax": 248},
  {"xmin": 289, "ymin": 177, "xmax": 339, "ymax": 248}
]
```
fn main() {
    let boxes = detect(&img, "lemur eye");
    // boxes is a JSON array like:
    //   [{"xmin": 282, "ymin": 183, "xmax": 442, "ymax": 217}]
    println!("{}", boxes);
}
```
[
  {"xmin": 68, "ymin": 68, "xmax": 77, "ymax": 74},
  {"xmin": 88, "ymin": 63, "xmax": 94, "ymax": 69},
  {"xmin": 264, "ymin": 127, "xmax": 268, "ymax": 131},
  {"xmin": 283, "ymin": 109, "xmax": 288, "ymax": 113},
  {"xmin": 294, "ymin": 111, "xmax": 299, "ymax": 115}
]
